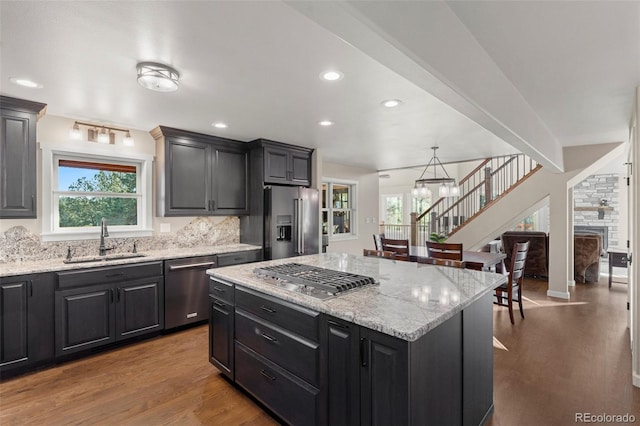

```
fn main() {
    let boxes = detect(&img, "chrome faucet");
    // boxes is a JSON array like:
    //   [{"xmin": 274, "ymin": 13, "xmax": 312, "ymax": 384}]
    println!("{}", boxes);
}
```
[{"xmin": 99, "ymin": 218, "xmax": 113, "ymax": 256}]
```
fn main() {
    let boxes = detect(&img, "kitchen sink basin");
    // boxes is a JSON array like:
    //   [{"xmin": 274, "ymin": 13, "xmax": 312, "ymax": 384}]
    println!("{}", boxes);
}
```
[{"xmin": 63, "ymin": 253, "xmax": 147, "ymax": 264}]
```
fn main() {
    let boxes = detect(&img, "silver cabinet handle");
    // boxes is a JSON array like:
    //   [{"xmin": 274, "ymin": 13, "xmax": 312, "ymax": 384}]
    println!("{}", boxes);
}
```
[{"xmin": 169, "ymin": 262, "xmax": 215, "ymax": 271}]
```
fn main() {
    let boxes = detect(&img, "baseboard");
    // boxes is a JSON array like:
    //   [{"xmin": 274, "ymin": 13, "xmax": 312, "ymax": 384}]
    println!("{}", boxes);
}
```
[
  {"xmin": 547, "ymin": 289, "xmax": 570, "ymax": 300},
  {"xmin": 567, "ymin": 279, "xmax": 576, "ymax": 287}
]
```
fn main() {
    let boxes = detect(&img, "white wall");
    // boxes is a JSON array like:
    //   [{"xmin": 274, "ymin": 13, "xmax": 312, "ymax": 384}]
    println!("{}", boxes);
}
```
[{"xmin": 321, "ymin": 161, "xmax": 379, "ymax": 256}]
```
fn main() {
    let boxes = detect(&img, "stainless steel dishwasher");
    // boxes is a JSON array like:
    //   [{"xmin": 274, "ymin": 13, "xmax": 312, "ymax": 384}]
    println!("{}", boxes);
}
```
[{"xmin": 164, "ymin": 255, "xmax": 217, "ymax": 329}]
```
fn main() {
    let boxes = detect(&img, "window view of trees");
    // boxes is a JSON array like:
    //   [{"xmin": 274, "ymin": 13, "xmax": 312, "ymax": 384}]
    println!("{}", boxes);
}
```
[
  {"xmin": 58, "ymin": 162, "xmax": 138, "ymax": 228},
  {"xmin": 384, "ymin": 195, "xmax": 403, "ymax": 224}
]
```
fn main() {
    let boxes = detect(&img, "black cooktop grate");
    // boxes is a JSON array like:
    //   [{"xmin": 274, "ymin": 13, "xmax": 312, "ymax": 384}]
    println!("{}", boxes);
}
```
[{"xmin": 254, "ymin": 263, "xmax": 377, "ymax": 295}]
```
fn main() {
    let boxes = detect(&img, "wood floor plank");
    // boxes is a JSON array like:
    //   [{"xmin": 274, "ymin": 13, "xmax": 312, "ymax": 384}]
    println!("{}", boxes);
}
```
[{"xmin": 1, "ymin": 275, "xmax": 638, "ymax": 425}]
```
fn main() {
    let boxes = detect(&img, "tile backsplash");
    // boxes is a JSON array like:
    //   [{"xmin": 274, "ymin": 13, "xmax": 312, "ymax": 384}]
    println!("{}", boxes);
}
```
[{"xmin": 0, "ymin": 216, "xmax": 240, "ymax": 263}]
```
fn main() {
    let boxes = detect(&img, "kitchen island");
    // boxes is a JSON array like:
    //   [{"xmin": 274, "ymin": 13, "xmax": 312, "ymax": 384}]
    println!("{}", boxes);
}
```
[{"xmin": 207, "ymin": 252, "xmax": 506, "ymax": 426}]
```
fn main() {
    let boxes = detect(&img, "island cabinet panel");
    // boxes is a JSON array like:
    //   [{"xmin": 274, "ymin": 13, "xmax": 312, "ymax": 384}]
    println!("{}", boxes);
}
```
[
  {"xmin": 462, "ymin": 292, "xmax": 494, "ymax": 426},
  {"xmin": 55, "ymin": 262, "xmax": 164, "ymax": 357},
  {"xmin": 360, "ymin": 327, "xmax": 410, "ymax": 426},
  {"xmin": 0, "ymin": 96, "xmax": 46, "ymax": 219},
  {"xmin": 152, "ymin": 126, "xmax": 248, "ymax": 217},
  {"xmin": 209, "ymin": 296, "xmax": 233, "ymax": 378},
  {"xmin": 0, "ymin": 273, "xmax": 54, "ymax": 375},
  {"xmin": 324, "ymin": 317, "xmax": 361, "ymax": 426}
]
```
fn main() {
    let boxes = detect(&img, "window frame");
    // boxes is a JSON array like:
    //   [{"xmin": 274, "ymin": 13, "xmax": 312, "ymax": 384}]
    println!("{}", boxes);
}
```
[
  {"xmin": 322, "ymin": 178, "xmax": 358, "ymax": 241},
  {"xmin": 40, "ymin": 142, "xmax": 154, "ymax": 242}
]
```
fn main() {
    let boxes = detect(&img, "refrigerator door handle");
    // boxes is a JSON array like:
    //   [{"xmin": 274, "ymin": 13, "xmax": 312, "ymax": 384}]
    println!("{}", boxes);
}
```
[
  {"xmin": 293, "ymin": 199, "xmax": 300, "ymax": 255},
  {"xmin": 299, "ymin": 198, "xmax": 305, "ymax": 254}
]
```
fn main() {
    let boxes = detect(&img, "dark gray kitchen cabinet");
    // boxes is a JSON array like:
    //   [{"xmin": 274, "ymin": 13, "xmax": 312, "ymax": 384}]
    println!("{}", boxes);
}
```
[
  {"xmin": 0, "ymin": 273, "xmax": 54, "ymax": 375},
  {"xmin": 250, "ymin": 139, "xmax": 312, "ymax": 187},
  {"xmin": 324, "ymin": 317, "xmax": 361, "ymax": 426},
  {"xmin": 0, "ymin": 96, "xmax": 47, "ymax": 218},
  {"xmin": 55, "ymin": 263, "xmax": 164, "ymax": 357},
  {"xmin": 151, "ymin": 126, "xmax": 248, "ymax": 217},
  {"xmin": 209, "ymin": 295, "xmax": 234, "ymax": 379}
]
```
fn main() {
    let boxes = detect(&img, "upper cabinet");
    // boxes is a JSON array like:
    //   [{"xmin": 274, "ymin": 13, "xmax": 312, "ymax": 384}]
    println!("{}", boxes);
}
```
[
  {"xmin": 151, "ymin": 126, "xmax": 248, "ymax": 217},
  {"xmin": 0, "ymin": 96, "xmax": 47, "ymax": 218},
  {"xmin": 254, "ymin": 139, "xmax": 313, "ymax": 187}
]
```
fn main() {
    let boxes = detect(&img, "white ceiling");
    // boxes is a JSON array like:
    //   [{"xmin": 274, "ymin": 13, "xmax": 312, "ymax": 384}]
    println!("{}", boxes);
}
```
[{"xmin": 1, "ymin": 1, "xmax": 638, "ymax": 172}]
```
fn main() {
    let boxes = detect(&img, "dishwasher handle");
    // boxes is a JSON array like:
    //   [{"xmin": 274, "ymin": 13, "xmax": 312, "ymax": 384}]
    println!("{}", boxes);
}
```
[{"xmin": 168, "ymin": 262, "xmax": 216, "ymax": 271}]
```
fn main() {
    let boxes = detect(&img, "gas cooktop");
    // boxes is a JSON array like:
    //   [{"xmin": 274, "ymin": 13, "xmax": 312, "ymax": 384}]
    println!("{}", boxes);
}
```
[{"xmin": 253, "ymin": 263, "xmax": 378, "ymax": 300}]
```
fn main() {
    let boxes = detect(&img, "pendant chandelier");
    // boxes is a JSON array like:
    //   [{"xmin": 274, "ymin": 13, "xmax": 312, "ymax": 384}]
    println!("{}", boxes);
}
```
[{"xmin": 412, "ymin": 146, "xmax": 459, "ymax": 198}]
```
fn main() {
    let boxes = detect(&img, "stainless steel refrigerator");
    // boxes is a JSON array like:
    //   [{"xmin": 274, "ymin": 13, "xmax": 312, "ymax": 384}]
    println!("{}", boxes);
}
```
[{"xmin": 264, "ymin": 186, "xmax": 319, "ymax": 260}]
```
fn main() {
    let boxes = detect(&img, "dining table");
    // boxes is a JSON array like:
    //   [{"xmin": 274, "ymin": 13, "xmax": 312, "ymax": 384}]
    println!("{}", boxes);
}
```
[{"xmin": 409, "ymin": 246, "xmax": 506, "ymax": 272}]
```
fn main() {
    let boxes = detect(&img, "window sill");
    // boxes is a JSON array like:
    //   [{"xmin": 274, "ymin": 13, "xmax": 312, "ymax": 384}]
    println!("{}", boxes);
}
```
[{"xmin": 41, "ymin": 229, "xmax": 153, "ymax": 242}]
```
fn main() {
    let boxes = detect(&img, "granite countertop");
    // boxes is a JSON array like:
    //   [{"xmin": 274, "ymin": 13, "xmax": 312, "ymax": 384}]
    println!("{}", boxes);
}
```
[
  {"xmin": 0, "ymin": 244, "xmax": 261, "ymax": 277},
  {"xmin": 207, "ymin": 252, "xmax": 507, "ymax": 342}
]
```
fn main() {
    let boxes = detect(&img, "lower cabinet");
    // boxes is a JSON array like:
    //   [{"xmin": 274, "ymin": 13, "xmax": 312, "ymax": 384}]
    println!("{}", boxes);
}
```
[
  {"xmin": 209, "ymin": 295, "xmax": 234, "ymax": 379},
  {"xmin": 55, "ymin": 271, "xmax": 164, "ymax": 357},
  {"xmin": 0, "ymin": 273, "xmax": 54, "ymax": 375},
  {"xmin": 209, "ymin": 287, "xmax": 494, "ymax": 426}
]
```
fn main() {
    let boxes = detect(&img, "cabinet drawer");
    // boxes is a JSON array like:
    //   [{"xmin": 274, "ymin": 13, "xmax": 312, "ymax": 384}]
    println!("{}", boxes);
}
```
[
  {"xmin": 236, "ymin": 309, "xmax": 319, "ymax": 386},
  {"xmin": 235, "ymin": 342, "xmax": 319, "ymax": 426},
  {"xmin": 216, "ymin": 250, "xmax": 261, "ymax": 267},
  {"xmin": 56, "ymin": 262, "xmax": 163, "ymax": 289},
  {"xmin": 209, "ymin": 277, "xmax": 234, "ymax": 305},
  {"xmin": 235, "ymin": 286, "xmax": 319, "ymax": 341}
]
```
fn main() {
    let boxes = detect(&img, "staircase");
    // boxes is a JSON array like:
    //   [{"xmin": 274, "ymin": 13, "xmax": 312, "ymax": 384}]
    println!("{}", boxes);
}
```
[{"xmin": 407, "ymin": 154, "xmax": 541, "ymax": 246}]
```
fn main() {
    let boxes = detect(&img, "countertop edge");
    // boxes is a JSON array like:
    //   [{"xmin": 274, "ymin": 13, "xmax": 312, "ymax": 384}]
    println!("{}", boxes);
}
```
[{"xmin": 0, "ymin": 244, "xmax": 262, "ymax": 277}]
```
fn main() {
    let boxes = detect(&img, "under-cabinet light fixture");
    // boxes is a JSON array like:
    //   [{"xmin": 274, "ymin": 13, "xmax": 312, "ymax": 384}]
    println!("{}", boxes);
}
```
[{"xmin": 69, "ymin": 121, "xmax": 135, "ymax": 146}]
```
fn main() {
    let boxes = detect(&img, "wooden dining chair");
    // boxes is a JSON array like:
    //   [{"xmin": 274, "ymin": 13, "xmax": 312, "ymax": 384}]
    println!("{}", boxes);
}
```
[
  {"xmin": 381, "ymin": 238, "xmax": 410, "ymax": 262},
  {"xmin": 426, "ymin": 242, "xmax": 463, "ymax": 261},
  {"xmin": 363, "ymin": 249, "xmax": 396, "ymax": 260},
  {"xmin": 372, "ymin": 233, "xmax": 385, "ymax": 250},
  {"xmin": 494, "ymin": 241, "xmax": 530, "ymax": 324},
  {"xmin": 417, "ymin": 256, "xmax": 466, "ymax": 269}
]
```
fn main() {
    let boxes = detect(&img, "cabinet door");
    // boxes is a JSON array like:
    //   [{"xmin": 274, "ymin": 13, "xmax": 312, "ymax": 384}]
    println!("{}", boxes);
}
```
[
  {"xmin": 165, "ymin": 138, "xmax": 211, "ymax": 215},
  {"xmin": 360, "ymin": 327, "xmax": 409, "ymax": 426},
  {"xmin": 325, "ymin": 317, "xmax": 361, "ymax": 426},
  {"xmin": 290, "ymin": 150, "xmax": 311, "ymax": 186},
  {"xmin": 0, "ymin": 279, "xmax": 28, "ymax": 367},
  {"xmin": 55, "ymin": 284, "xmax": 116, "ymax": 356},
  {"xmin": 0, "ymin": 274, "xmax": 54, "ymax": 373},
  {"xmin": 263, "ymin": 146, "xmax": 290, "ymax": 184},
  {"xmin": 0, "ymin": 108, "xmax": 36, "ymax": 218},
  {"xmin": 212, "ymin": 146, "xmax": 248, "ymax": 215},
  {"xmin": 116, "ymin": 277, "xmax": 164, "ymax": 340},
  {"xmin": 209, "ymin": 296, "xmax": 234, "ymax": 379}
]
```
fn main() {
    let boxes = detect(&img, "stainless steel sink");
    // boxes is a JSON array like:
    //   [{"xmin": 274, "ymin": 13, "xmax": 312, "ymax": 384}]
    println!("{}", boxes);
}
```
[{"xmin": 63, "ymin": 253, "xmax": 147, "ymax": 264}]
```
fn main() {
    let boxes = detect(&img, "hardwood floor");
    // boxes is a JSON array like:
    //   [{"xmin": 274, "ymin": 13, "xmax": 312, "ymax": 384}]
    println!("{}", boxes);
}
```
[
  {"xmin": 1, "ymin": 275, "xmax": 638, "ymax": 425},
  {"xmin": 489, "ymin": 275, "xmax": 640, "ymax": 425}
]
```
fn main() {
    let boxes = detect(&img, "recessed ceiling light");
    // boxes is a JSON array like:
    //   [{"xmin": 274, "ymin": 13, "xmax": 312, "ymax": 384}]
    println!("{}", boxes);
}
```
[
  {"xmin": 212, "ymin": 122, "xmax": 228, "ymax": 129},
  {"xmin": 319, "ymin": 120, "xmax": 334, "ymax": 127},
  {"xmin": 382, "ymin": 99, "xmax": 402, "ymax": 108},
  {"xmin": 320, "ymin": 70, "xmax": 343, "ymax": 81},
  {"xmin": 9, "ymin": 77, "xmax": 43, "ymax": 89}
]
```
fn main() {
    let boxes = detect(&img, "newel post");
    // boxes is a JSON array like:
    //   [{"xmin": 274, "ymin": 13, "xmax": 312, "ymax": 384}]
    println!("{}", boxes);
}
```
[
  {"xmin": 484, "ymin": 167, "xmax": 493, "ymax": 204},
  {"xmin": 410, "ymin": 213, "xmax": 417, "ymax": 246}
]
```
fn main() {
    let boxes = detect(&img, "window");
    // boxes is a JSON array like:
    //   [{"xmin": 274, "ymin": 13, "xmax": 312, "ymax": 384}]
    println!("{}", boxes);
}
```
[
  {"xmin": 41, "ymin": 143, "xmax": 153, "ymax": 241},
  {"xmin": 322, "ymin": 179, "xmax": 357, "ymax": 239},
  {"xmin": 381, "ymin": 194, "xmax": 403, "ymax": 224}
]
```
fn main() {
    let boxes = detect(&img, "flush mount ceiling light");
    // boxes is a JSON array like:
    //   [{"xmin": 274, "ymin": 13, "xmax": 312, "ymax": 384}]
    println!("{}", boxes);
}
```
[
  {"xmin": 412, "ymin": 146, "xmax": 459, "ymax": 198},
  {"xmin": 136, "ymin": 62, "xmax": 180, "ymax": 92},
  {"xmin": 318, "ymin": 120, "xmax": 334, "ymax": 126},
  {"xmin": 9, "ymin": 77, "xmax": 43, "ymax": 89},
  {"xmin": 382, "ymin": 99, "xmax": 402, "ymax": 108},
  {"xmin": 320, "ymin": 70, "xmax": 343, "ymax": 81}
]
